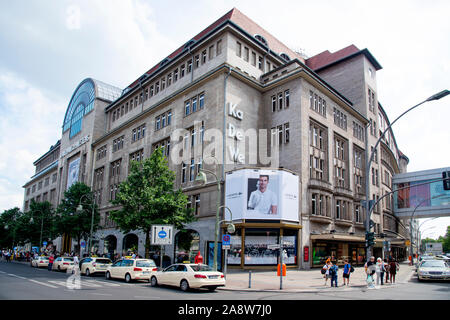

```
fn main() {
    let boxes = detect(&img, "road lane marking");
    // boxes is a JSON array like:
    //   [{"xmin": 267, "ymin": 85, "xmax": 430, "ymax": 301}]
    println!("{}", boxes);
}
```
[
  {"xmin": 8, "ymin": 273, "xmax": 27, "ymax": 280},
  {"xmin": 28, "ymin": 279, "xmax": 58, "ymax": 288},
  {"xmin": 89, "ymin": 293, "xmax": 113, "ymax": 296},
  {"xmin": 87, "ymin": 280, "xmax": 121, "ymax": 287},
  {"xmin": 48, "ymin": 280, "xmax": 70, "ymax": 287}
]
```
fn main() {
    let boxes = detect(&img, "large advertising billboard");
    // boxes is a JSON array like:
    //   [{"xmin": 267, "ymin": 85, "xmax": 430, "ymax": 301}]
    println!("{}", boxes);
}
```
[
  {"xmin": 225, "ymin": 168, "xmax": 299, "ymax": 222},
  {"xmin": 67, "ymin": 157, "xmax": 80, "ymax": 190}
]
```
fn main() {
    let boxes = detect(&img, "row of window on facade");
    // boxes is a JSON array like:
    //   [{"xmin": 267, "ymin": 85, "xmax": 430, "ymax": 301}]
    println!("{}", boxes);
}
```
[
  {"xmin": 27, "ymin": 173, "xmax": 58, "ymax": 196},
  {"xmin": 310, "ymin": 193, "xmax": 365, "ymax": 223},
  {"xmin": 236, "ymin": 40, "xmax": 279, "ymax": 72},
  {"xmin": 110, "ymin": 38, "xmax": 222, "ymax": 124},
  {"xmin": 24, "ymin": 188, "xmax": 57, "ymax": 211}
]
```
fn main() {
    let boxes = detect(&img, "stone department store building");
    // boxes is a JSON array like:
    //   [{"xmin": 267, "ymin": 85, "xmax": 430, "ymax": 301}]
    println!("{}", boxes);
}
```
[{"xmin": 22, "ymin": 8, "xmax": 410, "ymax": 269}]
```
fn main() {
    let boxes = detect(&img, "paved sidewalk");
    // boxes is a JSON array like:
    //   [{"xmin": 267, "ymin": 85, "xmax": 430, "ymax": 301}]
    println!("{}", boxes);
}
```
[{"xmin": 220, "ymin": 262, "xmax": 415, "ymax": 292}]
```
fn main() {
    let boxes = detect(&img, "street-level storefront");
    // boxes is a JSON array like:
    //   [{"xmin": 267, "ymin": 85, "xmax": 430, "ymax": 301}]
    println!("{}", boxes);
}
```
[
  {"xmin": 225, "ymin": 222, "xmax": 302, "ymax": 269},
  {"xmin": 311, "ymin": 234, "xmax": 366, "ymax": 268}
]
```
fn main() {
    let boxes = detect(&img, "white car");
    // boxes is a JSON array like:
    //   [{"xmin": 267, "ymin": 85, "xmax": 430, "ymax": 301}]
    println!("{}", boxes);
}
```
[
  {"xmin": 80, "ymin": 257, "xmax": 112, "ymax": 276},
  {"xmin": 417, "ymin": 259, "xmax": 450, "ymax": 281},
  {"xmin": 30, "ymin": 256, "xmax": 49, "ymax": 268},
  {"xmin": 52, "ymin": 257, "xmax": 75, "ymax": 271},
  {"xmin": 105, "ymin": 259, "xmax": 157, "ymax": 283},
  {"xmin": 150, "ymin": 263, "xmax": 225, "ymax": 292}
]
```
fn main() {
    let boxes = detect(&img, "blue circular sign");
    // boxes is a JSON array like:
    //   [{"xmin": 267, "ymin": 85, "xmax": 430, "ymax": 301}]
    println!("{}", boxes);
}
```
[
  {"xmin": 158, "ymin": 230, "xmax": 167, "ymax": 238},
  {"xmin": 43, "ymin": 241, "xmax": 47, "ymax": 246}
]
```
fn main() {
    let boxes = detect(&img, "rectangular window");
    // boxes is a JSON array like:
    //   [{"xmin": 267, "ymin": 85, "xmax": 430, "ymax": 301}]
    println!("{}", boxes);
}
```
[
  {"xmin": 272, "ymin": 96, "xmax": 276, "ymax": 112},
  {"xmin": 251, "ymin": 52, "xmax": 256, "ymax": 66},
  {"xmin": 285, "ymin": 90, "xmax": 290, "ymax": 108},
  {"xmin": 258, "ymin": 56, "xmax": 263, "ymax": 70},
  {"xmin": 185, "ymin": 101, "xmax": 190, "ymax": 116},
  {"xmin": 187, "ymin": 59, "xmax": 192, "ymax": 73},
  {"xmin": 189, "ymin": 158, "xmax": 195, "ymax": 181},
  {"xmin": 199, "ymin": 94, "xmax": 204, "ymax": 109},
  {"xmin": 167, "ymin": 111, "xmax": 172, "ymax": 125},
  {"xmin": 216, "ymin": 39, "xmax": 222, "ymax": 55},
  {"xmin": 244, "ymin": 47, "xmax": 249, "ymax": 62},
  {"xmin": 194, "ymin": 194, "xmax": 200, "ymax": 216},
  {"xmin": 284, "ymin": 123, "xmax": 290, "ymax": 143},
  {"xmin": 182, "ymin": 162, "xmax": 187, "ymax": 183},
  {"xmin": 180, "ymin": 64, "xmax": 185, "ymax": 78},
  {"xmin": 156, "ymin": 116, "xmax": 161, "ymax": 131},
  {"xmin": 202, "ymin": 50, "xmax": 207, "ymax": 64},
  {"xmin": 167, "ymin": 73, "xmax": 172, "ymax": 86},
  {"xmin": 173, "ymin": 69, "xmax": 179, "ymax": 82},
  {"xmin": 209, "ymin": 45, "xmax": 214, "ymax": 60},
  {"xmin": 278, "ymin": 93, "xmax": 283, "ymax": 110},
  {"xmin": 194, "ymin": 55, "xmax": 200, "ymax": 68},
  {"xmin": 236, "ymin": 41, "xmax": 242, "ymax": 57},
  {"xmin": 192, "ymin": 97, "xmax": 197, "ymax": 113}
]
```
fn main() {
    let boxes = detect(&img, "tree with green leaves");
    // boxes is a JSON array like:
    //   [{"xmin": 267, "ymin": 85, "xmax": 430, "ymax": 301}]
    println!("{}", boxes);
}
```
[
  {"xmin": 21, "ymin": 200, "xmax": 56, "ymax": 248},
  {"xmin": 54, "ymin": 182, "xmax": 99, "ymax": 255},
  {"xmin": 0, "ymin": 207, "xmax": 22, "ymax": 249},
  {"xmin": 110, "ymin": 148, "xmax": 196, "ymax": 258}
]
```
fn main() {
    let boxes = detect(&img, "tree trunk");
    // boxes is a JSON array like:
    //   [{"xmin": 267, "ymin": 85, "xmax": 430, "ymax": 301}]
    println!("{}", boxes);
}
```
[{"xmin": 145, "ymin": 229, "xmax": 150, "ymax": 259}]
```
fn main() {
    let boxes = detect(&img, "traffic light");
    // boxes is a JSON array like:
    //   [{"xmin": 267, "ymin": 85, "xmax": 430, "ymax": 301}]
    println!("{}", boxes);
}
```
[
  {"xmin": 443, "ymin": 171, "xmax": 450, "ymax": 191},
  {"xmin": 365, "ymin": 232, "xmax": 375, "ymax": 247}
]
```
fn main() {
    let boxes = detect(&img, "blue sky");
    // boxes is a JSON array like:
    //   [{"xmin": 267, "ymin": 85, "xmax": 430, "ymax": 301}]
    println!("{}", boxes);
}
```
[{"xmin": 0, "ymin": 0, "xmax": 449, "ymax": 239}]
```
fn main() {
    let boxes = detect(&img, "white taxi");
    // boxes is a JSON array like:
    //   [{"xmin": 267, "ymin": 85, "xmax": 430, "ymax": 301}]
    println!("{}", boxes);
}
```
[
  {"xmin": 30, "ymin": 256, "xmax": 49, "ymax": 268},
  {"xmin": 80, "ymin": 257, "xmax": 112, "ymax": 276},
  {"xmin": 105, "ymin": 259, "xmax": 157, "ymax": 283},
  {"xmin": 52, "ymin": 257, "xmax": 74, "ymax": 271},
  {"xmin": 150, "ymin": 263, "xmax": 225, "ymax": 292}
]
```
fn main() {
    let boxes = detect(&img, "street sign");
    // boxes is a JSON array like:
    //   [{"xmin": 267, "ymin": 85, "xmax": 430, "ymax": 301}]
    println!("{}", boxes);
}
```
[
  {"xmin": 222, "ymin": 234, "xmax": 231, "ymax": 249},
  {"xmin": 405, "ymin": 240, "xmax": 411, "ymax": 246},
  {"xmin": 43, "ymin": 241, "xmax": 47, "ymax": 247},
  {"xmin": 80, "ymin": 241, "xmax": 86, "ymax": 248},
  {"xmin": 268, "ymin": 244, "xmax": 280, "ymax": 250},
  {"xmin": 151, "ymin": 225, "xmax": 173, "ymax": 245}
]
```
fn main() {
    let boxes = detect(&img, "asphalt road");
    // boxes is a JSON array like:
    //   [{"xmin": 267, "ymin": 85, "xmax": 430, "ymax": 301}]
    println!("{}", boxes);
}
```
[{"xmin": 1, "ymin": 260, "xmax": 449, "ymax": 301}]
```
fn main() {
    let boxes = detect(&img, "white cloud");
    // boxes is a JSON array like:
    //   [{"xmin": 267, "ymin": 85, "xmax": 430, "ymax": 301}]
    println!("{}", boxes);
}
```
[{"xmin": 0, "ymin": 71, "xmax": 66, "ymax": 212}]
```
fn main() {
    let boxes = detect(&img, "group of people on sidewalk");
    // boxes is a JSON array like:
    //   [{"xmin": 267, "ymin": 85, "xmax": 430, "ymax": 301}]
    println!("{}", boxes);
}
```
[
  {"xmin": 364, "ymin": 256, "xmax": 399, "ymax": 288},
  {"xmin": 322, "ymin": 256, "xmax": 400, "ymax": 288},
  {"xmin": 322, "ymin": 258, "xmax": 354, "ymax": 287}
]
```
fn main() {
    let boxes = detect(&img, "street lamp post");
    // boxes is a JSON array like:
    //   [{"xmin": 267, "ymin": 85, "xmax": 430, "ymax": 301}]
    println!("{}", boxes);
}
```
[
  {"xmin": 30, "ymin": 210, "xmax": 44, "ymax": 252},
  {"xmin": 76, "ymin": 193, "xmax": 96, "ymax": 257},
  {"xmin": 364, "ymin": 90, "xmax": 449, "ymax": 261},
  {"xmin": 417, "ymin": 218, "xmax": 439, "ymax": 255},
  {"xmin": 195, "ymin": 167, "xmax": 221, "ymax": 271}
]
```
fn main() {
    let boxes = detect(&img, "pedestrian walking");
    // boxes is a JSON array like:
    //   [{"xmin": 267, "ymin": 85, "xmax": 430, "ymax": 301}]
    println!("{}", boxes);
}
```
[
  {"xmin": 384, "ymin": 258, "xmax": 390, "ymax": 283},
  {"xmin": 376, "ymin": 258, "xmax": 385, "ymax": 285},
  {"xmin": 48, "ymin": 254, "xmax": 54, "ymax": 271},
  {"xmin": 389, "ymin": 259, "xmax": 399, "ymax": 283},
  {"xmin": 329, "ymin": 263, "xmax": 338, "ymax": 287},
  {"xmin": 322, "ymin": 260, "xmax": 332, "ymax": 286},
  {"xmin": 342, "ymin": 259, "xmax": 352, "ymax": 286}
]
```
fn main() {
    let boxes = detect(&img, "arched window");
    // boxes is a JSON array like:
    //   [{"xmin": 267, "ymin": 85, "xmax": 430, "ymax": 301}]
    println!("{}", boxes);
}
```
[
  {"xmin": 62, "ymin": 79, "xmax": 121, "ymax": 138},
  {"xmin": 254, "ymin": 34, "xmax": 268, "ymax": 46},
  {"xmin": 280, "ymin": 53, "xmax": 291, "ymax": 62}
]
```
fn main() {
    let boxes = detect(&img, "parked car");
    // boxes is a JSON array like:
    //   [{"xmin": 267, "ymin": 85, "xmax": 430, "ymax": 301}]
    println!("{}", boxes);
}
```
[
  {"xmin": 105, "ymin": 258, "xmax": 157, "ymax": 283},
  {"xmin": 417, "ymin": 259, "xmax": 450, "ymax": 281},
  {"xmin": 52, "ymin": 257, "xmax": 74, "ymax": 271},
  {"xmin": 150, "ymin": 263, "xmax": 225, "ymax": 292},
  {"xmin": 30, "ymin": 256, "xmax": 49, "ymax": 268},
  {"xmin": 416, "ymin": 255, "xmax": 436, "ymax": 271},
  {"xmin": 80, "ymin": 257, "xmax": 112, "ymax": 276},
  {"xmin": 435, "ymin": 255, "xmax": 450, "ymax": 262}
]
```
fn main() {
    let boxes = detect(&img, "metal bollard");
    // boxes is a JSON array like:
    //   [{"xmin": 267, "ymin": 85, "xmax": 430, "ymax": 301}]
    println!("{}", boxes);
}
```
[{"xmin": 249, "ymin": 270, "xmax": 252, "ymax": 288}]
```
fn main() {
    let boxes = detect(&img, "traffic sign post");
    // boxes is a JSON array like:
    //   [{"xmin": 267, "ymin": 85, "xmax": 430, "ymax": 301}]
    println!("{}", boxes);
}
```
[
  {"xmin": 151, "ymin": 225, "xmax": 174, "ymax": 269},
  {"xmin": 222, "ymin": 234, "xmax": 231, "ymax": 278}
]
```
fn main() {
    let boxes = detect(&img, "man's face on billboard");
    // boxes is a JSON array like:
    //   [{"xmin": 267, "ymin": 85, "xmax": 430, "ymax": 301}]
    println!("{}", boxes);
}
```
[{"xmin": 258, "ymin": 176, "xmax": 269, "ymax": 192}]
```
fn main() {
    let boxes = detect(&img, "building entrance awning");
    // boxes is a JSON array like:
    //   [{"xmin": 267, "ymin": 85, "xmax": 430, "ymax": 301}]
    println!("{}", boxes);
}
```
[{"xmin": 311, "ymin": 234, "xmax": 364, "ymax": 242}]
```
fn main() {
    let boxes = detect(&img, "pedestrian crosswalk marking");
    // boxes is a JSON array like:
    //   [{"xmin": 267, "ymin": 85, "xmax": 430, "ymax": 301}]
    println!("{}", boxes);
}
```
[
  {"xmin": 28, "ymin": 279, "xmax": 58, "ymax": 288},
  {"xmin": 86, "ymin": 280, "xmax": 121, "ymax": 287}
]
